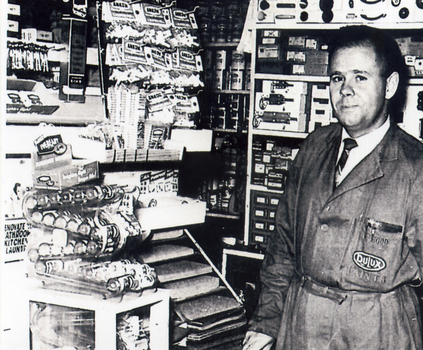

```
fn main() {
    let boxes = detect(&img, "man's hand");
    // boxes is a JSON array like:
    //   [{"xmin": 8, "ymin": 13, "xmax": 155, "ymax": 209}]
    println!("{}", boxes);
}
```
[{"xmin": 242, "ymin": 330, "xmax": 275, "ymax": 350}]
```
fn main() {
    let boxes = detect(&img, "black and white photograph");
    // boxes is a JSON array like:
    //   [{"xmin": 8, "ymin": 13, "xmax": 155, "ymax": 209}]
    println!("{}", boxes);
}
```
[{"xmin": 1, "ymin": 0, "xmax": 423, "ymax": 349}]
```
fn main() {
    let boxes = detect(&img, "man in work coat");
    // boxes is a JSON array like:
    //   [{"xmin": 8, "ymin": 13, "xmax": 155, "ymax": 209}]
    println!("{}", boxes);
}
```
[{"xmin": 242, "ymin": 25, "xmax": 423, "ymax": 349}]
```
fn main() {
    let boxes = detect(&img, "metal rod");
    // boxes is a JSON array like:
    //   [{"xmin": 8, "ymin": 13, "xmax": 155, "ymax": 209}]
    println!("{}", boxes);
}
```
[{"xmin": 183, "ymin": 229, "xmax": 243, "ymax": 305}]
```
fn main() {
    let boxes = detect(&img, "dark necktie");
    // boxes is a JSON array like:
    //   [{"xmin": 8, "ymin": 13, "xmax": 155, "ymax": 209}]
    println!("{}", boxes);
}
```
[{"xmin": 335, "ymin": 138, "xmax": 358, "ymax": 186}]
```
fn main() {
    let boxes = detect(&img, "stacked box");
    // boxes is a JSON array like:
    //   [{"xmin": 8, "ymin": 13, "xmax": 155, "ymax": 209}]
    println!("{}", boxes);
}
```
[
  {"xmin": 249, "ymin": 190, "xmax": 283, "ymax": 249},
  {"xmin": 309, "ymin": 84, "xmax": 336, "ymax": 132},
  {"xmin": 251, "ymin": 138, "xmax": 292, "ymax": 190}
]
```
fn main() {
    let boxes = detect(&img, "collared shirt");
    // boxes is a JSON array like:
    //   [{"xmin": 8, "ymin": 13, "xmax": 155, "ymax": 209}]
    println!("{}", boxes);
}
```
[{"xmin": 336, "ymin": 117, "xmax": 391, "ymax": 184}]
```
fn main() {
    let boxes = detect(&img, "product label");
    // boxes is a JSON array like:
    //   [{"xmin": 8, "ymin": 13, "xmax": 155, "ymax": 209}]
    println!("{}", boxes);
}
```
[
  {"xmin": 141, "ymin": 4, "xmax": 172, "ymax": 27},
  {"xmin": 139, "ymin": 170, "xmax": 178, "ymax": 194},
  {"xmin": 353, "ymin": 251, "xmax": 386, "ymax": 272},
  {"xmin": 122, "ymin": 40, "xmax": 149, "ymax": 64},
  {"xmin": 109, "ymin": 1, "xmax": 136, "ymax": 19},
  {"xmin": 36, "ymin": 135, "xmax": 63, "ymax": 155},
  {"xmin": 171, "ymin": 8, "xmax": 197, "ymax": 29}
]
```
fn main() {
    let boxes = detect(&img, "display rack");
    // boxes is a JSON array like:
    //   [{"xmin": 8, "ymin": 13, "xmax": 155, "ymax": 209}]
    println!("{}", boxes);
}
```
[{"xmin": 240, "ymin": 0, "xmax": 423, "ymax": 249}]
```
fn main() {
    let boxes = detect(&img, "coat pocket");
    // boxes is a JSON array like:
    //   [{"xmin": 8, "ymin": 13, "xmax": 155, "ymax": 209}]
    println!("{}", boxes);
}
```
[{"xmin": 343, "ymin": 218, "xmax": 405, "ymax": 290}]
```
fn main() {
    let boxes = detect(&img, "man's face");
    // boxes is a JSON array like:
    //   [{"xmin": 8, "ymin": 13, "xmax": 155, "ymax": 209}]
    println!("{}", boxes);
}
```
[{"xmin": 329, "ymin": 44, "xmax": 390, "ymax": 138}]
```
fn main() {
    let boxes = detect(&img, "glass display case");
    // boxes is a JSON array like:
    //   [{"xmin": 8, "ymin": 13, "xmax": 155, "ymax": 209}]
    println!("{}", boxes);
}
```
[{"xmin": 29, "ymin": 288, "xmax": 170, "ymax": 350}]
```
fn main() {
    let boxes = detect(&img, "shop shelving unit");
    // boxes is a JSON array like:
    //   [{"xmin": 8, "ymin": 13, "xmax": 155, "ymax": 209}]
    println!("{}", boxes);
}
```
[{"xmin": 241, "ymin": 0, "xmax": 423, "ymax": 250}]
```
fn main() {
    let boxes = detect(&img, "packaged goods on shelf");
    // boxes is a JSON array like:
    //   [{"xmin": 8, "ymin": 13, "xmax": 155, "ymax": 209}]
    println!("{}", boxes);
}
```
[
  {"xmin": 309, "ymin": 83, "xmax": 336, "ymax": 132},
  {"xmin": 106, "ymin": 84, "xmax": 147, "ymax": 149},
  {"xmin": 249, "ymin": 190, "xmax": 284, "ymax": 249},
  {"xmin": 21, "ymin": 28, "xmax": 53, "ymax": 43},
  {"xmin": 103, "ymin": 141, "xmax": 184, "ymax": 163},
  {"xmin": 6, "ymin": 89, "xmax": 59, "ymax": 115},
  {"xmin": 105, "ymin": 83, "xmax": 199, "ymax": 148},
  {"xmin": 5, "ymin": 123, "xmax": 185, "ymax": 166},
  {"xmin": 255, "ymin": 30, "xmax": 330, "ymax": 75},
  {"xmin": 7, "ymin": 41, "xmax": 49, "ymax": 72},
  {"xmin": 162, "ymin": 275, "xmax": 221, "ymax": 300},
  {"xmin": 102, "ymin": 2, "xmax": 198, "ymax": 30},
  {"xmin": 23, "ymin": 133, "xmax": 165, "ymax": 297},
  {"xmin": 33, "ymin": 158, "xmax": 99, "ymax": 190},
  {"xmin": 206, "ymin": 48, "xmax": 249, "ymax": 93},
  {"xmin": 205, "ymin": 93, "xmax": 249, "ymax": 131},
  {"xmin": 286, "ymin": 36, "xmax": 329, "ymax": 76},
  {"xmin": 32, "ymin": 134, "xmax": 100, "ymax": 190},
  {"xmin": 100, "ymin": 0, "xmax": 204, "ymax": 139},
  {"xmin": 244, "ymin": 0, "xmax": 423, "ymax": 25},
  {"xmin": 196, "ymin": 132, "xmax": 247, "ymax": 215},
  {"xmin": 108, "ymin": 65, "xmax": 204, "ymax": 88},
  {"xmin": 155, "ymin": 260, "xmax": 213, "ymax": 283},
  {"xmin": 23, "ymin": 180, "xmax": 158, "ymax": 297},
  {"xmin": 103, "ymin": 169, "xmax": 179, "ymax": 198},
  {"xmin": 251, "ymin": 135, "xmax": 301, "ymax": 193},
  {"xmin": 104, "ymin": 42, "xmax": 203, "ymax": 80},
  {"xmin": 28, "ymin": 257, "xmax": 157, "ymax": 297},
  {"xmin": 5, "ymin": 76, "xmax": 105, "ymax": 124},
  {"xmin": 200, "ymin": 177, "xmax": 243, "ymax": 215},
  {"xmin": 397, "ymin": 37, "xmax": 423, "ymax": 77},
  {"xmin": 195, "ymin": 0, "xmax": 248, "ymax": 45},
  {"xmin": 135, "ymin": 197, "xmax": 207, "ymax": 231},
  {"xmin": 138, "ymin": 244, "xmax": 195, "ymax": 264},
  {"xmin": 254, "ymin": 80, "xmax": 308, "ymax": 132},
  {"xmin": 23, "ymin": 188, "xmax": 146, "ymax": 240},
  {"xmin": 173, "ymin": 293, "xmax": 246, "ymax": 348},
  {"xmin": 102, "ymin": 169, "xmax": 184, "ymax": 228}
]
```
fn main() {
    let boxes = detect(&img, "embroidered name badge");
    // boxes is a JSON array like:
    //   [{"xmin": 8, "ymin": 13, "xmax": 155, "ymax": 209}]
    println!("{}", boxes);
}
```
[{"xmin": 353, "ymin": 251, "xmax": 386, "ymax": 272}]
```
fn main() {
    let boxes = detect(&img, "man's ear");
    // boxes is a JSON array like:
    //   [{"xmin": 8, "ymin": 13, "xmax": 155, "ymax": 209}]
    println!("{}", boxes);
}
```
[{"xmin": 385, "ymin": 71, "xmax": 399, "ymax": 100}]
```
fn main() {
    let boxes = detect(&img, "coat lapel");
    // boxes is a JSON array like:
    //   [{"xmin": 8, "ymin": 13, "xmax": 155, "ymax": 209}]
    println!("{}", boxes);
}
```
[
  {"xmin": 310, "ymin": 127, "xmax": 342, "ymax": 206},
  {"xmin": 329, "ymin": 124, "xmax": 399, "ymax": 201},
  {"xmin": 331, "ymin": 150, "xmax": 384, "ymax": 198}
]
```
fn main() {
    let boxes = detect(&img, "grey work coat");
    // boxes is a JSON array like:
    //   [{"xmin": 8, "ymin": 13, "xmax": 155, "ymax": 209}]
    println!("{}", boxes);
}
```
[{"xmin": 250, "ymin": 122, "xmax": 423, "ymax": 349}]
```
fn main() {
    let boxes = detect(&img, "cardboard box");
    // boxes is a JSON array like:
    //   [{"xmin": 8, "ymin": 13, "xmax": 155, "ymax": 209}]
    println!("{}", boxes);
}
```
[
  {"xmin": 33, "ymin": 160, "xmax": 99, "ymax": 190},
  {"xmin": 135, "ymin": 197, "xmax": 206, "ymax": 230}
]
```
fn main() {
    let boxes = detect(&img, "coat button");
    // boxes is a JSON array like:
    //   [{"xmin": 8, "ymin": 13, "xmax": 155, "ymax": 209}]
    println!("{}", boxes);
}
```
[{"xmin": 321, "ymin": 224, "xmax": 329, "ymax": 231}]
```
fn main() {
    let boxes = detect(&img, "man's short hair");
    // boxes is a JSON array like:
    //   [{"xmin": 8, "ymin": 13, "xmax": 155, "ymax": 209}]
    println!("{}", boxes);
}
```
[{"xmin": 328, "ymin": 25, "xmax": 408, "ymax": 122}]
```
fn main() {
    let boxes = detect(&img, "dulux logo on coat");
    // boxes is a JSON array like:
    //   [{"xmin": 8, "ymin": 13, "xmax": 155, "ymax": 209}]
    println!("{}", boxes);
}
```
[{"xmin": 353, "ymin": 251, "xmax": 386, "ymax": 272}]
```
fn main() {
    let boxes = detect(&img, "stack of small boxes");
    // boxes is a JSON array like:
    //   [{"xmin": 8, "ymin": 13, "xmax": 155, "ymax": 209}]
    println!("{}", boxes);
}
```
[
  {"xmin": 251, "ymin": 137, "xmax": 295, "ymax": 191},
  {"xmin": 250, "ymin": 136, "xmax": 301, "ymax": 249},
  {"xmin": 249, "ymin": 190, "xmax": 283, "ymax": 249},
  {"xmin": 309, "ymin": 83, "xmax": 336, "ymax": 132}
]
